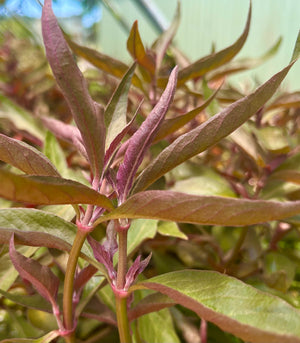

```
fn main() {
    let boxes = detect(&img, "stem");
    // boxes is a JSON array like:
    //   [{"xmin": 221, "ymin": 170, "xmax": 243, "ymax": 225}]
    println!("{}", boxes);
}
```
[
  {"xmin": 115, "ymin": 226, "xmax": 132, "ymax": 343},
  {"xmin": 116, "ymin": 297, "xmax": 132, "ymax": 343},
  {"xmin": 63, "ymin": 229, "xmax": 88, "ymax": 342}
]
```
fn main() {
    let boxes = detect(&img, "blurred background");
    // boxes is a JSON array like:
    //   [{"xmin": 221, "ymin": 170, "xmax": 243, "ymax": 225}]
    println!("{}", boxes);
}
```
[{"xmin": 0, "ymin": 0, "xmax": 299, "ymax": 91}]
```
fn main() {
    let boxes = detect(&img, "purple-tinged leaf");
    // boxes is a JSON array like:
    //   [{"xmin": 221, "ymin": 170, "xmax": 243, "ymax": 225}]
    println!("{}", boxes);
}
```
[
  {"xmin": 127, "ymin": 21, "xmax": 155, "ymax": 75},
  {"xmin": 132, "ymin": 270, "xmax": 300, "ymax": 343},
  {"xmin": 9, "ymin": 233, "xmax": 59, "ymax": 306},
  {"xmin": 87, "ymin": 235, "xmax": 116, "ymax": 281},
  {"xmin": 0, "ymin": 169, "xmax": 113, "ymax": 209},
  {"xmin": 154, "ymin": 86, "xmax": 220, "ymax": 143},
  {"xmin": 74, "ymin": 264, "xmax": 97, "ymax": 301},
  {"xmin": 133, "ymin": 62, "xmax": 295, "ymax": 193},
  {"xmin": 291, "ymin": 29, "xmax": 300, "ymax": 61},
  {"xmin": 0, "ymin": 134, "xmax": 59, "ymax": 176},
  {"xmin": 271, "ymin": 170, "xmax": 300, "ymax": 184},
  {"xmin": 155, "ymin": 2, "xmax": 180, "ymax": 72},
  {"xmin": 128, "ymin": 292, "xmax": 174, "ymax": 321},
  {"xmin": 65, "ymin": 36, "xmax": 144, "ymax": 91},
  {"xmin": 117, "ymin": 66, "xmax": 178, "ymax": 202},
  {"xmin": 41, "ymin": 117, "xmax": 88, "ymax": 159},
  {"xmin": 96, "ymin": 190, "xmax": 300, "ymax": 227},
  {"xmin": 42, "ymin": 0, "xmax": 105, "ymax": 180},
  {"xmin": 0, "ymin": 330, "xmax": 60, "ymax": 343},
  {"xmin": 124, "ymin": 253, "xmax": 152, "ymax": 290},
  {"xmin": 104, "ymin": 63, "xmax": 136, "ymax": 150},
  {"xmin": 176, "ymin": 2, "xmax": 251, "ymax": 86}
]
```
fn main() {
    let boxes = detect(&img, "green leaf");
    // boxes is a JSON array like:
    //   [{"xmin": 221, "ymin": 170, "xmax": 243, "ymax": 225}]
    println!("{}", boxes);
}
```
[
  {"xmin": 157, "ymin": 221, "xmax": 187, "ymax": 240},
  {"xmin": 136, "ymin": 308, "xmax": 180, "ymax": 343},
  {"xmin": 104, "ymin": 63, "xmax": 136, "ymax": 150},
  {"xmin": 96, "ymin": 190, "xmax": 300, "ymax": 227},
  {"xmin": 132, "ymin": 270, "xmax": 300, "ymax": 343},
  {"xmin": 0, "ymin": 330, "xmax": 60, "ymax": 343},
  {"xmin": 0, "ymin": 208, "xmax": 91, "ymax": 256},
  {"xmin": 170, "ymin": 2, "xmax": 251, "ymax": 86},
  {"xmin": 0, "ymin": 94, "xmax": 45, "ymax": 141},
  {"xmin": 127, "ymin": 219, "xmax": 158, "ymax": 255},
  {"xmin": 0, "ymin": 169, "xmax": 113, "ymax": 209},
  {"xmin": 133, "ymin": 62, "xmax": 295, "ymax": 193},
  {"xmin": 43, "ymin": 131, "xmax": 89, "ymax": 186},
  {"xmin": 127, "ymin": 21, "xmax": 155, "ymax": 75},
  {"xmin": 0, "ymin": 289, "xmax": 51, "ymax": 312},
  {"xmin": 42, "ymin": 0, "xmax": 105, "ymax": 179},
  {"xmin": 271, "ymin": 170, "xmax": 300, "ymax": 185}
]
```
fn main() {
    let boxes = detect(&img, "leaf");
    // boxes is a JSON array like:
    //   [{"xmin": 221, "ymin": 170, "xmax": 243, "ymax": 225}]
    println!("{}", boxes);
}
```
[
  {"xmin": 0, "ymin": 94, "xmax": 45, "ymax": 142},
  {"xmin": 0, "ymin": 289, "xmax": 51, "ymax": 313},
  {"xmin": 0, "ymin": 169, "xmax": 113, "ymax": 209},
  {"xmin": 0, "ymin": 245, "xmax": 38, "ymax": 291},
  {"xmin": 129, "ymin": 292, "xmax": 174, "ymax": 321},
  {"xmin": 42, "ymin": 0, "xmax": 105, "ymax": 179},
  {"xmin": 96, "ymin": 190, "xmax": 300, "ymax": 227},
  {"xmin": 291, "ymin": 29, "xmax": 300, "ymax": 61},
  {"xmin": 104, "ymin": 63, "xmax": 136, "ymax": 150},
  {"xmin": 271, "ymin": 170, "xmax": 300, "ymax": 185},
  {"xmin": 0, "ymin": 134, "xmax": 59, "ymax": 176},
  {"xmin": 0, "ymin": 208, "xmax": 91, "ymax": 257},
  {"xmin": 117, "ymin": 66, "xmax": 178, "ymax": 202},
  {"xmin": 0, "ymin": 330, "xmax": 60, "ymax": 343},
  {"xmin": 9, "ymin": 234, "xmax": 60, "ymax": 306},
  {"xmin": 127, "ymin": 21, "xmax": 155, "ymax": 75},
  {"xmin": 132, "ymin": 270, "xmax": 300, "ymax": 343},
  {"xmin": 157, "ymin": 221, "xmax": 187, "ymax": 240},
  {"xmin": 133, "ymin": 62, "xmax": 295, "ymax": 193},
  {"xmin": 155, "ymin": 1, "xmax": 180, "ymax": 72},
  {"xmin": 154, "ymin": 86, "xmax": 220, "ymax": 142},
  {"xmin": 136, "ymin": 308, "xmax": 180, "ymax": 343},
  {"xmin": 175, "ymin": 2, "xmax": 251, "ymax": 86},
  {"xmin": 66, "ymin": 36, "xmax": 144, "ymax": 91}
]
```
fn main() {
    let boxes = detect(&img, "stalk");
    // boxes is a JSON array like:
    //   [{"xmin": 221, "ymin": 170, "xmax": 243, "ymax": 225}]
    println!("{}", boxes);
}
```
[
  {"xmin": 63, "ymin": 228, "xmax": 89, "ymax": 342},
  {"xmin": 115, "ymin": 227, "xmax": 132, "ymax": 343}
]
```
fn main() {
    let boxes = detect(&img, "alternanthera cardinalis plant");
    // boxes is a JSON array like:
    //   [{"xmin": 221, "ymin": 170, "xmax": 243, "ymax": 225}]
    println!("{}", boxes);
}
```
[{"xmin": 0, "ymin": 0, "xmax": 299, "ymax": 342}]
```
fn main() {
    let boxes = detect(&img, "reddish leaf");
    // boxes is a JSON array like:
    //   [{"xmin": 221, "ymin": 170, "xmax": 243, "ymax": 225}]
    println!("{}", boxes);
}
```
[
  {"xmin": 0, "ymin": 134, "xmax": 59, "ymax": 176},
  {"xmin": 42, "ymin": 0, "xmax": 105, "ymax": 180},
  {"xmin": 9, "ymin": 234, "xmax": 59, "ymax": 306},
  {"xmin": 96, "ymin": 190, "xmax": 300, "ymax": 227},
  {"xmin": 117, "ymin": 66, "xmax": 178, "ymax": 202},
  {"xmin": 133, "ymin": 62, "xmax": 295, "ymax": 193},
  {"xmin": 0, "ymin": 169, "xmax": 113, "ymax": 209}
]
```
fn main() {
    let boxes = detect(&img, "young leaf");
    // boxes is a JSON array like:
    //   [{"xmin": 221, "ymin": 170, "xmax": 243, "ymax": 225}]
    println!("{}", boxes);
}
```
[
  {"xmin": 132, "ymin": 270, "xmax": 300, "ymax": 343},
  {"xmin": 104, "ymin": 63, "xmax": 136, "ymax": 150},
  {"xmin": 175, "ymin": 1, "xmax": 251, "ymax": 86},
  {"xmin": 127, "ymin": 21, "xmax": 155, "ymax": 75},
  {"xmin": 9, "ymin": 234, "xmax": 60, "ymax": 306},
  {"xmin": 42, "ymin": 0, "xmax": 105, "ymax": 180},
  {"xmin": 0, "ymin": 169, "xmax": 113, "ymax": 209},
  {"xmin": 117, "ymin": 66, "xmax": 178, "ymax": 202},
  {"xmin": 291, "ymin": 29, "xmax": 300, "ymax": 61},
  {"xmin": 124, "ymin": 253, "xmax": 152, "ymax": 289},
  {"xmin": 0, "ymin": 134, "xmax": 59, "ymax": 176},
  {"xmin": 133, "ymin": 62, "xmax": 295, "ymax": 193},
  {"xmin": 0, "ymin": 330, "xmax": 60, "ymax": 343},
  {"xmin": 96, "ymin": 190, "xmax": 300, "ymax": 227}
]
